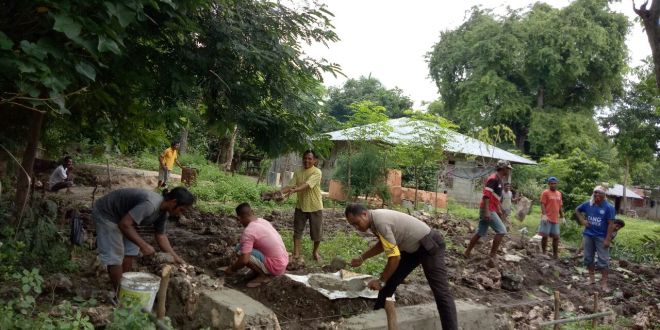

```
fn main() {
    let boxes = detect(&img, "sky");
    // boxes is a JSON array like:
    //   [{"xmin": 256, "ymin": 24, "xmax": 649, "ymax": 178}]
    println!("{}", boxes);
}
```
[{"xmin": 302, "ymin": 0, "xmax": 652, "ymax": 107}]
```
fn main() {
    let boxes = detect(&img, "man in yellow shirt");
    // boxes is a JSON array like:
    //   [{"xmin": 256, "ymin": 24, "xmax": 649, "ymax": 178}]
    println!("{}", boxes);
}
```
[
  {"xmin": 281, "ymin": 150, "xmax": 323, "ymax": 262},
  {"xmin": 158, "ymin": 141, "xmax": 183, "ymax": 188}
]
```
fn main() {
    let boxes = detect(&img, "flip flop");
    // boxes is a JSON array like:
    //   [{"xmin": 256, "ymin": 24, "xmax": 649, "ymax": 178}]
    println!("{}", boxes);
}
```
[{"xmin": 246, "ymin": 277, "xmax": 271, "ymax": 288}]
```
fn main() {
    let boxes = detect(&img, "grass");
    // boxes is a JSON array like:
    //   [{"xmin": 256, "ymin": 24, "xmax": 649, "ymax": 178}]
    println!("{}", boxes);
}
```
[
  {"xmin": 450, "ymin": 200, "xmax": 660, "ymax": 263},
  {"xmin": 280, "ymin": 230, "xmax": 386, "ymax": 276}
]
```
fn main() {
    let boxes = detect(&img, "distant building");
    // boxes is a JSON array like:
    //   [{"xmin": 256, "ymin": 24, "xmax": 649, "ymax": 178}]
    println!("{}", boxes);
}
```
[{"xmin": 269, "ymin": 118, "xmax": 536, "ymax": 206}]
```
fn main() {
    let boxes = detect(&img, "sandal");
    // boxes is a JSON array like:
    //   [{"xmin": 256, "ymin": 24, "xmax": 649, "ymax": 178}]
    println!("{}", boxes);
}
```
[{"xmin": 246, "ymin": 276, "xmax": 271, "ymax": 288}]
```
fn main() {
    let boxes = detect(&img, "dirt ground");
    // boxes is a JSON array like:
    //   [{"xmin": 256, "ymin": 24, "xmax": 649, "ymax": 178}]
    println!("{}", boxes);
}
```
[{"xmin": 32, "ymin": 162, "xmax": 660, "ymax": 329}]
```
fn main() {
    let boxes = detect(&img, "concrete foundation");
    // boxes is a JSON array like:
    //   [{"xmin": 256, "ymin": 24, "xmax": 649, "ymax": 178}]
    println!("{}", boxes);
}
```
[
  {"xmin": 188, "ymin": 288, "xmax": 280, "ymax": 329},
  {"xmin": 341, "ymin": 300, "xmax": 494, "ymax": 330}
]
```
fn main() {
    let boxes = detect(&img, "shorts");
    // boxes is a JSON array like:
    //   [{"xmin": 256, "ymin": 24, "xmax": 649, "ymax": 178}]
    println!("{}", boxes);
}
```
[
  {"xmin": 235, "ymin": 244, "xmax": 270, "ymax": 275},
  {"xmin": 476, "ymin": 211, "xmax": 507, "ymax": 237},
  {"xmin": 583, "ymin": 235, "xmax": 609, "ymax": 269},
  {"xmin": 158, "ymin": 167, "xmax": 170, "ymax": 183},
  {"xmin": 94, "ymin": 211, "xmax": 139, "ymax": 266},
  {"xmin": 293, "ymin": 208, "xmax": 323, "ymax": 241},
  {"xmin": 538, "ymin": 220, "xmax": 560, "ymax": 237}
]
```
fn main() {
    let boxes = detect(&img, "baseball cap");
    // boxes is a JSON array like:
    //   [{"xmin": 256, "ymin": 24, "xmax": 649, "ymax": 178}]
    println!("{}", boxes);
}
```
[
  {"xmin": 548, "ymin": 177, "xmax": 558, "ymax": 183},
  {"xmin": 496, "ymin": 160, "xmax": 512, "ymax": 169}
]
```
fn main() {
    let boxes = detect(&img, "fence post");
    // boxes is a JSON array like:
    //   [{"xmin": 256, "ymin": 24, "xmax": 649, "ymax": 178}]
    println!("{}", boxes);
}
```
[
  {"xmin": 592, "ymin": 292, "xmax": 599, "ymax": 328},
  {"xmin": 554, "ymin": 291, "xmax": 561, "ymax": 330}
]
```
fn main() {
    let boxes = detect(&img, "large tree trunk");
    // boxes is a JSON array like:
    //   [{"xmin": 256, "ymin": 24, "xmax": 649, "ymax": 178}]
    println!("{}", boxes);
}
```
[
  {"xmin": 634, "ymin": 0, "xmax": 660, "ymax": 90},
  {"xmin": 15, "ymin": 111, "xmax": 45, "ymax": 219},
  {"xmin": 622, "ymin": 158, "xmax": 630, "ymax": 214},
  {"xmin": 414, "ymin": 166, "xmax": 419, "ymax": 210},
  {"xmin": 216, "ymin": 125, "xmax": 238, "ymax": 171},
  {"xmin": 347, "ymin": 141, "xmax": 352, "ymax": 201},
  {"xmin": 179, "ymin": 127, "xmax": 188, "ymax": 154},
  {"xmin": 515, "ymin": 132, "xmax": 527, "ymax": 153}
]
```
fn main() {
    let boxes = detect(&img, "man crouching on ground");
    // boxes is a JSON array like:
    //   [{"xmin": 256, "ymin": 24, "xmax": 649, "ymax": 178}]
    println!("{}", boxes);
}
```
[
  {"xmin": 94, "ymin": 187, "xmax": 193, "ymax": 294},
  {"xmin": 225, "ymin": 203, "xmax": 289, "ymax": 288},
  {"xmin": 345, "ymin": 203, "xmax": 457, "ymax": 330}
]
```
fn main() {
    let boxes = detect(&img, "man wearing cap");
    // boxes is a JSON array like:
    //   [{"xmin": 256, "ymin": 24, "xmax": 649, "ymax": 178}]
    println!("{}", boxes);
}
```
[
  {"xmin": 463, "ymin": 160, "xmax": 511, "ymax": 263},
  {"xmin": 575, "ymin": 186, "xmax": 616, "ymax": 292},
  {"xmin": 538, "ymin": 177, "xmax": 564, "ymax": 259}
]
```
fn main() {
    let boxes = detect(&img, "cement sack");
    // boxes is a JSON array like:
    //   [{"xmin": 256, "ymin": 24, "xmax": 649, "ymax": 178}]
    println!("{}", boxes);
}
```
[{"xmin": 516, "ymin": 196, "xmax": 531, "ymax": 222}]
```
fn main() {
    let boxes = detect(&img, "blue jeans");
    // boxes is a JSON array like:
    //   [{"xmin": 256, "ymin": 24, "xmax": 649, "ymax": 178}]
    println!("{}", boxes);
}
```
[
  {"xmin": 476, "ymin": 211, "xmax": 507, "ymax": 237},
  {"xmin": 583, "ymin": 235, "xmax": 609, "ymax": 269}
]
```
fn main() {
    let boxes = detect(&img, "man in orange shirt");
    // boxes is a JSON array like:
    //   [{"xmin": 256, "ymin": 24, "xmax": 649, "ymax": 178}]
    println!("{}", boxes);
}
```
[
  {"xmin": 538, "ymin": 176, "xmax": 564, "ymax": 259},
  {"xmin": 158, "ymin": 141, "xmax": 183, "ymax": 188}
]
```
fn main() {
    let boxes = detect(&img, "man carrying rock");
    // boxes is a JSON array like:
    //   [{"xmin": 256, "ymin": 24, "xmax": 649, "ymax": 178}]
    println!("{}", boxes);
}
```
[
  {"xmin": 93, "ymin": 187, "xmax": 193, "ymax": 294},
  {"xmin": 345, "ymin": 204, "xmax": 457, "ymax": 330},
  {"xmin": 225, "ymin": 203, "xmax": 289, "ymax": 288},
  {"xmin": 48, "ymin": 156, "xmax": 74, "ymax": 192},
  {"xmin": 281, "ymin": 150, "xmax": 323, "ymax": 262},
  {"xmin": 463, "ymin": 160, "xmax": 511, "ymax": 263},
  {"xmin": 575, "ymin": 186, "xmax": 616, "ymax": 292},
  {"xmin": 538, "ymin": 176, "xmax": 564, "ymax": 259}
]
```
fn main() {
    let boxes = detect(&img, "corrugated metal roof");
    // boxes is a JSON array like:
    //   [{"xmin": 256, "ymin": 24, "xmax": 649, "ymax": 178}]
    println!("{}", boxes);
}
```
[
  {"xmin": 607, "ymin": 184, "xmax": 643, "ymax": 199},
  {"xmin": 325, "ymin": 118, "xmax": 536, "ymax": 165}
]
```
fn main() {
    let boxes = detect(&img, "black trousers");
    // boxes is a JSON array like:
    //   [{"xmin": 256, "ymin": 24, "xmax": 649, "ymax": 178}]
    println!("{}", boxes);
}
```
[{"xmin": 374, "ymin": 230, "xmax": 458, "ymax": 330}]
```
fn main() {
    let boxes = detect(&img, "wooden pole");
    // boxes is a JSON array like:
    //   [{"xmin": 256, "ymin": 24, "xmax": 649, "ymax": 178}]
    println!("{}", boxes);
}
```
[
  {"xmin": 592, "ymin": 292, "xmax": 599, "ymax": 328},
  {"xmin": 553, "ymin": 291, "xmax": 560, "ymax": 330},
  {"xmin": 233, "ymin": 307, "xmax": 245, "ymax": 330},
  {"xmin": 156, "ymin": 265, "xmax": 172, "ymax": 319},
  {"xmin": 384, "ymin": 296, "xmax": 398, "ymax": 330},
  {"xmin": 537, "ymin": 312, "xmax": 613, "ymax": 327},
  {"xmin": 106, "ymin": 159, "xmax": 112, "ymax": 190}
]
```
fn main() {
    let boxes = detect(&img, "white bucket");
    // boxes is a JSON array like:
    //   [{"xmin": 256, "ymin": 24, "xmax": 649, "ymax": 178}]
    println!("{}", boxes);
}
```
[{"xmin": 118, "ymin": 272, "xmax": 161, "ymax": 311}]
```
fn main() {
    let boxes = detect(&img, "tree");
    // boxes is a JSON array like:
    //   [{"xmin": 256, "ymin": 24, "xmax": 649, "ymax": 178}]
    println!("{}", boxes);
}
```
[
  {"xmin": 334, "ymin": 100, "xmax": 392, "ymax": 200},
  {"xmin": 0, "ymin": 0, "xmax": 188, "ymax": 212},
  {"xmin": 325, "ymin": 76, "xmax": 413, "ymax": 123},
  {"xmin": 192, "ymin": 1, "xmax": 340, "ymax": 161},
  {"xmin": 633, "ymin": 0, "xmax": 660, "ymax": 90},
  {"xmin": 393, "ymin": 112, "xmax": 453, "ymax": 209},
  {"xmin": 427, "ymin": 0, "xmax": 628, "ymax": 157},
  {"xmin": 603, "ymin": 60, "xmax": 660, "ymax": 211}
]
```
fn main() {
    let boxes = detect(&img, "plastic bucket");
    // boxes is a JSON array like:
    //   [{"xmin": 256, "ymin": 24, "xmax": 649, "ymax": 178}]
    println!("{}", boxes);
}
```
[{"xmin": 118, "ymin": 272, "xmax": 161, "ymax": 311}]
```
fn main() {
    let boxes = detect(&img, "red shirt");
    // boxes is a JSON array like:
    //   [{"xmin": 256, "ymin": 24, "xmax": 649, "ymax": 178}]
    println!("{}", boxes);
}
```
[{"xmin": 480, "ymin": 173, "xmax": 502, "ymax": 212}]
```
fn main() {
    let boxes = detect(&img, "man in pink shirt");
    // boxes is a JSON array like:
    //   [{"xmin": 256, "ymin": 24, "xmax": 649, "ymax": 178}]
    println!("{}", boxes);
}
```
[{"xmin": 225, "ymin": 203, "xmax": 289, "ymax": 287}]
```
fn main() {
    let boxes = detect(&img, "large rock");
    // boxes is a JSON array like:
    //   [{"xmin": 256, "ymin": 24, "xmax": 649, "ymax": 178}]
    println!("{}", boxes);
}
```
[
  {"xmin": 341, "ymin": 300, "xmax": 495, "ymax": 330},
  {"xmin": 501, "ymin": 269, "xmax": 524, "ymax": 291}
]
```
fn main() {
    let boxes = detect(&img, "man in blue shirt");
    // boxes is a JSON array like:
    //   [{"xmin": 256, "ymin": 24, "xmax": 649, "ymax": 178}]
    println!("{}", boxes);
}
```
[{"xmin": 575, "ymin": 186, "xmax": 616, "ymax": 292}]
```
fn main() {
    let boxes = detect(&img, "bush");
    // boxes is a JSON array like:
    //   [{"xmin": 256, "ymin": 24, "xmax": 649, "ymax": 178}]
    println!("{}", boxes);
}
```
[{"xmin": 333, "ymin": 145, "xmax": 391, "ymax": 202}]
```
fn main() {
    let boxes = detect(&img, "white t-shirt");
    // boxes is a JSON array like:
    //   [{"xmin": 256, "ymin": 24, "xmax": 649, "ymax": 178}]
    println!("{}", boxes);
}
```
[
  {"xmin": 501, "ymin": 190, "xmax": 513, "ymax": 210},
  {"xmin": 48, "ymin": 165, "xmax": 68, "ymax": 186}
]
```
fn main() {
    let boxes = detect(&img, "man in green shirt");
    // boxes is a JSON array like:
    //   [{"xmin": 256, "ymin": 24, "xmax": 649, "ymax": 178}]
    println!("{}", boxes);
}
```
[{"xmin": 281, "ymin": 150, "xmax": 323, "ymax": 262}]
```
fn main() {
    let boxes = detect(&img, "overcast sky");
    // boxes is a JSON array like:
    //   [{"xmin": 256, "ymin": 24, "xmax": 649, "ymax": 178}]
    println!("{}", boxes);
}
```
[{"xmin": 302, "ymin": 0, "xmax": 651, "ymax": 107}]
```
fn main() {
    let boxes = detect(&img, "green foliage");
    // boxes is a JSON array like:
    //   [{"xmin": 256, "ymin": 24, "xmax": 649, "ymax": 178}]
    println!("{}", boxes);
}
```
[
  {"xmin": 609, "ymin": 216, "xmax": 660, "ymax": 263},
  {"xmin": 602, "ymin": 59, "xmax": 660, "ymax": 186},
  {"xmin": 334, "ymin": 145, "xmax": 391, "ymax": 202},
  {"xmin": 107, "ymin": 304, "xmax": 170, "ymax": 330},
  {"xmin": 326, "ymin": 76, "xmax": 414, "ymax": 123},
  {"xmin": 401, "ymin": 165, "xmax": 438, "ymax": 191},
  {"xmin": 280, "ymin": 230, "xmax": 386, "ymax": 275},
  {"xmin": 428, "ymin": 0, "xmax": 628, "ymax": 155},
  {"xmin": 0, "ymin": 267, "xmax": 94, "ymax": 330},
  {"xmin": 527, "ymin": 110, "xmax": 608, "ymax": 157},
  {"xmin": 510, "ymin": 149, "xmax": 608, "ymax": 213},
  {"xmin": 13, "ymin": 200, "xmax": 79, "ymax": 273}
]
